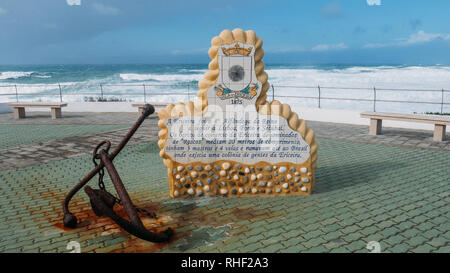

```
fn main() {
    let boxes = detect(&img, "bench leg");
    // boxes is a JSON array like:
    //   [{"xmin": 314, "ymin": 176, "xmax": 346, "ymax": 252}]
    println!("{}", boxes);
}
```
[
  {"xmin": 433, "ymin": 124, "xmax": 446, "ymax": 142},
  {"xmin": 13, "ymin": 107, "xmax": 26, "ymax": 119},
  {"xmin": 51, "ymin": 108, "xmax": 62, "ymax": 119},
  {"xmin": 369, "ymin": 118, "xmax": 382, "ymax": 135}
]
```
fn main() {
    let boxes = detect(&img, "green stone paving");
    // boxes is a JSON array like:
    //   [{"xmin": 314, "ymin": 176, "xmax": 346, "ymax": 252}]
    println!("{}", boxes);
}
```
[
  {"xmin": 0, "ymin": 124, "xmax": 127, "ymax": 150},
  {"xmin": 0, "ymin": 138, "xmax": 448, "ymax": 253}
]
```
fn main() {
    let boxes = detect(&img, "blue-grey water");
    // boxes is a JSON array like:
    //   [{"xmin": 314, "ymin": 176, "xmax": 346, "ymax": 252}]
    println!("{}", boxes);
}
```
[{"xmin": 0, "ymin": 64, "xmax": 449, "ymax": 113}]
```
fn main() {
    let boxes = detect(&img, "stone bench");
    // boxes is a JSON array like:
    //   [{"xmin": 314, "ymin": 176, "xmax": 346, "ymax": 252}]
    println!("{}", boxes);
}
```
[
  {"xmin": 7, "ymin": 102, "xmax": 68, "ymax": 120},
  {"xmin": 132, "ymin": 103, "xmax": 169, "ymax": 115},
  {"xmin": 360, "ymin": 111, "xmax": 450, "ymax": 142}
]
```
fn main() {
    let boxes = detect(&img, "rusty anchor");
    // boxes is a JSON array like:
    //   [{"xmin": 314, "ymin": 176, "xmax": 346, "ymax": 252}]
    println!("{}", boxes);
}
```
[{"xmin": 62, "ymin": 104, "xmax": 173, "ymax": 242}]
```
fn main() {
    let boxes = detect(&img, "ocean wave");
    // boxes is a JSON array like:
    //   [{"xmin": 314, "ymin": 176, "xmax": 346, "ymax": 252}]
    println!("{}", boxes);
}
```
[
  {"xmin": 119, "ymin": 73, "xmax": 154, "ymax": 81},
  {"xmin": 266, "ymin": 66, "xmax": 450, "ymax": 89},
  {"xmin": 1, "ymin": 66, "xmax": 449, "ymax": 113},
  {"xmin": 0, "ymin": 71, "xmax": 34, "ymax": 80},
  {"xmin": 179, "ymin": 69, "xmax": 208, "ymax": 73},
  {"xmin": 119, "ymin": 73, "xmax": 203, "ymax": 82}
]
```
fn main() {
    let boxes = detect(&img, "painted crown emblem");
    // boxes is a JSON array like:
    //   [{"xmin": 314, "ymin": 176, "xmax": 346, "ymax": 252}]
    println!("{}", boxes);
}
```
[{"xmin": 222, "ymin": 43, "xmax": 253, "ymax": 56}]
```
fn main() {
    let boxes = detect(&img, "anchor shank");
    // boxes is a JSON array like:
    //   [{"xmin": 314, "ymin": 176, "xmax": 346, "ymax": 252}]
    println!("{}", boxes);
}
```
[
  {"xmin": 98, "ymin": 150, "xmax": 144, "ymax": 228},
  {"xmin": 62, "ymin": 104, "xmax": 155, "ymax": 227}
]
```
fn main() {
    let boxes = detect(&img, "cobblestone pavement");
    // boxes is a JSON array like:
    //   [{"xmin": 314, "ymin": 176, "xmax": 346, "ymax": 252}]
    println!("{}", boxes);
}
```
[
  {"xmin": 0, "ymin": 112, "xmax": 448, "ymax": 253},
  {"xmin": 309, "ymin": 121, "xmax": 450, "ymax": 151},
  {"xmin": 0, "ymin": 113, "xmax": 158, "ymax": 171},
  {"xmin": 0, "ymin": 111, "xmax": 142, "ymax": 125},
  {"xmin": 0, "ymin": 112, "xmax": 448, "ymax": 172},
  {"xmin": 0, "ymin": 125, "xmax": 159, "ymax": 171},
  {"xmin": 1, "ymin": 111, "xmax": 448, "ymax": 149},
  {"xmin": 0, "ymin": 124, "xmax": 128, "ymax": 150}
]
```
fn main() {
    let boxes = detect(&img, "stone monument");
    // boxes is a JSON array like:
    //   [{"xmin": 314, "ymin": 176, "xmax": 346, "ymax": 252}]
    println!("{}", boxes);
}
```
[{"xmin": 158, "ymin": 29, "xmax": 318, "ymax": 197}]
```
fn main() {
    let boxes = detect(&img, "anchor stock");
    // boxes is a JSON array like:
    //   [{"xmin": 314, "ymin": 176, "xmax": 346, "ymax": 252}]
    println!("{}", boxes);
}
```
[{"xmin": 62, "ymin": 103, "xmax": 173, "ymax": 243}]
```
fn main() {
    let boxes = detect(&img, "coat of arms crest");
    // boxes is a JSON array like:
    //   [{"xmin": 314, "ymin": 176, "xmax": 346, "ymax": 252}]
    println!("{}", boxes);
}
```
[{"xmin": 214, "ymin": 42, "xmax": 260, "ymax": 101}]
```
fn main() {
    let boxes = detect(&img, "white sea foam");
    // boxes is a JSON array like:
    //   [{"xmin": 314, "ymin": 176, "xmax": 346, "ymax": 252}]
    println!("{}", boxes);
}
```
[
  {"xmin": 119, "ymin": 73, "xmax": 204, "ymax": 82},
  {"xmin": 1, "ymin": 66, "xmax": 449, "ymax": 113},
  {"xmin": 266, "ymin": 66, "xmax": 450, "ymax": 113},
  {"xmin": 267, "ymin": 66, "xmax": 450, "ymax": 88},
  {"xmin": 119, "ymin": 73, "xmax": 154, "ymax": 81},
  {"xmin": 0, "ymin": 71, "xmax": 34, "ymax": 80}
]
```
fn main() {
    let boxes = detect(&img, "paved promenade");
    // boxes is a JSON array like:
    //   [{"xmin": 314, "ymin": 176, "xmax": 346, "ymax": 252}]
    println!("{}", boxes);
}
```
[{"xmin": 0, "ymin": 111, "xmax": 448, "ymax": 253}]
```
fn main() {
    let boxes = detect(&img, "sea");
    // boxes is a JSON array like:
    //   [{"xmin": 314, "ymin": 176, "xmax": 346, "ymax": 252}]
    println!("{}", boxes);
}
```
[{"xmin": 0, "ymin": 64, "xmax": 449, "ymax": 113}]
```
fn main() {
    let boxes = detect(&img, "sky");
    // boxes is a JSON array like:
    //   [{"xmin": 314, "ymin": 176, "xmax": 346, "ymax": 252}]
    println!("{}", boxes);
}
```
[{"xmin": 0, "ymin": 0, "xmax": 450, "ymax": 65}]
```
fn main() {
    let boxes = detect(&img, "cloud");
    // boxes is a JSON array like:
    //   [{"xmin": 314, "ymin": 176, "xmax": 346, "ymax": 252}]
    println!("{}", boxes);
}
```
[
  {"xmin": 0, "ymin": 7, "xmax": 7, "ymax": 15},
  {"xmin": 366, "ymin": 0, "xmax": 381, "ymax": 6},
  {"xmin": 312, "ymin": 43, "xmax": 347, "ymax": 51},
  {"xmin": 271, "ymin": 43, "xmax": 347, "ymax": 53},
  {"xmin": 363, "ymin": 30, "xmax": 450, "ymax": 48},
  {"xmin": 66, "ymin": 0, "xmax": 81, "ymax": 6},
  {"xmin": 404, "ymin": 30, "xmax": 450, "ymax": 45},
  {"xmin": 92, "ymin": 3, "xmax": 119, "ymax": 15},
  {"xmin": 320, "ymin": 2, "xmax": 343, "ymax": 18}
]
